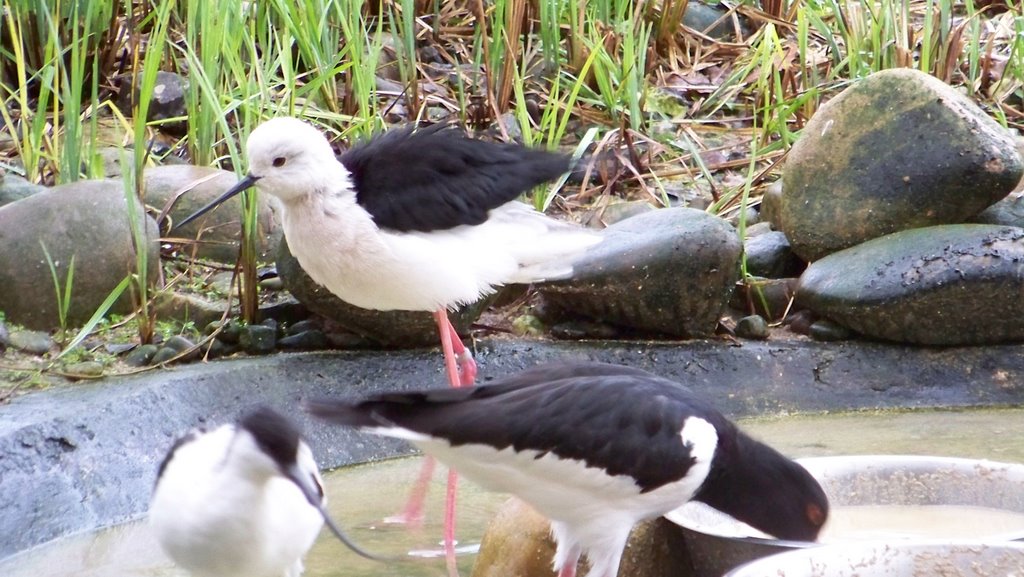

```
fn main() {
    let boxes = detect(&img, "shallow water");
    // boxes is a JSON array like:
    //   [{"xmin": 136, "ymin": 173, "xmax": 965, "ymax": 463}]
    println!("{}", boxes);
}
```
[{"xmin": 2, "ymin": 407, "xmax": 1023, "ymax": 576}]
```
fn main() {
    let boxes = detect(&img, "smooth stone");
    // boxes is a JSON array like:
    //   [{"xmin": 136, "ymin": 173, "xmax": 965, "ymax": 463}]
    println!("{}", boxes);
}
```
[
  {"xmin": 743, "ymin": 230, "xmax": 804, "ymax": 278},
  {"xmin": 276, "ymin": 236, "xmax": 485, "ymax": 347},
  {"xmin": 153, "ymin": 292, "xmax": 233, "ymax": 330},
  {"xmin": 206, "ymin": 319, "xmax": 243, "ymax": 343},
  {"xmin": 285, "ymin": 319, "xmax": 321, "ymax": 336},
  {"xmin": 0, "ymin": 321, "xmax": 8, "ymax": 351},
  {"xmin": 123, "ymin": 344, "xmax": 159, "ymax": 367},
  {"xmin": 239, "ymin": 324, "xmax": 276, "ymax": 354},
  {"xmin": 149, "ymin": 346, "xmax": 179, "ymax": 365},
  {"xmin": 0, "ymin": 179, "xmax": 160, "ymax": 331},
  {"xmin": 8, "ymin": 330, "xmax": 54, "ymax": 355},
  {"xmin": 540, "ymin": 208, "xmax": 741, "ymax": 338},
  {"xmin": 809, "ymin": 319, "xmax": 853, "ymax": 342},
  {"xmin": 162, "ymin": 335, "xmax": 199, "ymax": 361},
  {"xmin": 0, "ymin": 173, "xmax": 46, "ymax": 208},
  {"xmin": 277, "ymin": 330, "xmax": 329, "ymax": 351},
  {"xmin": 586, "ymin": 200, "xmax": 656, "ymax": 227},
  {"xmin": 972, "ymin": 194, "xmax": 1024, "ymax": 227},
  {"xmin": 797, "ymin": 224, "xmax": 1024, "ymax": 345},
  {"xmin": 144, "ymin": 165, "xmax": 282, "ymax": 263},
  {"xmin": 63, "ymin": 361, "xmax": 104, "ymax": 378},
  {"xmin": 782, "ymin": 68, "xmax": 1023, "ymax": 261},
  {"xmin": 785, "ymin": 309, "xmax": 817, "ymax": 336},
  {"xmin": 472, "ymin": 498, "xmax": 691, "ymax": 577},
  {"xmin": 729, "ymin": 277, "xmax": 797, "ymax": 322},
  {"xmin": 758, "ymin": 180, "xmax": 783, "ymax": 230},
  {"xmin": 115, "ymin": 71, "xmax": 187, "ymax": 129},
  {"xmin": 735, "ymin": 314, "xmax": 770, "ymax": 340},
  {"xmin": 682, "ymin": 1, "xmax": 752, "ymax": 40}
]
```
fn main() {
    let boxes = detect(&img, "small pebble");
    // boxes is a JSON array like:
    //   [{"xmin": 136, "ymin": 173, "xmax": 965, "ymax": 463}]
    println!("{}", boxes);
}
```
[
  {"xmin": 8, "ymin": 330, "xmax": 55, "ymax": 355},
  {"xmin": 259, "ymin": 318, "xmax": 280, "ymax": 336},
  {"xmin": 809, "ymin": 319, "xmax": 853, "ymax": 341},
  {"xmin": 207, "ymin": 320, "xmax": 243, "ymax": 344},
  {"xmin": 240, "ymin": 324, "xmax": 277, "ymax": 354},
  {"xmin": 785, "ymin": 309, "xmax": 816, "ymax": 335},
  {"xmin": 278, "ymin": 330, "xmax": 329, "ymax": 351},
  {"xmin": 124, "ymin": 344, "xmax": 160, "ymax": 367},
  {"xmin": 259, "ymin": 277, "xmax": 284, "ymax": 291},
  {"xmin": 735, "ymin": 315, "xmax": 770, "ymax": 340}
]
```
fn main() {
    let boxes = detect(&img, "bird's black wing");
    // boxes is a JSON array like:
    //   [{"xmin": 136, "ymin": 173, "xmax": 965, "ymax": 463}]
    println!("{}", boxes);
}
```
[
  {"xmin": 339, "ymin": 124, "xmax": 571, "ymax": 233},
  {"xmin": 306, "ymin": 362, "xmax": 728, "ymax": 492}
]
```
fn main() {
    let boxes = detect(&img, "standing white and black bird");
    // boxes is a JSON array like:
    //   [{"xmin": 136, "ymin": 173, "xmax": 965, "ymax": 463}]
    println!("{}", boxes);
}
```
[
  {"xmin": 174, "ymin": 118, "xmax": 602, "ymax": 565},
  {"xmin": 150, "ymin": 406, "xmax": 382, "ymax": 577},
  {"xmin": 175, "ymin": 118, "xmax": 600, "ymax": 390},
  {"xmin": 305, "ymin": 361, "xmax": 830, "ymax": 577}
]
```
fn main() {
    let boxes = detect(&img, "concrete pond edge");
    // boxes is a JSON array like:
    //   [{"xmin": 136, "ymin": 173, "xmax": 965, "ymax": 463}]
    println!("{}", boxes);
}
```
[{"xmin": 2, "ymin": 337, "xmax": 1023, "ymax": 560}]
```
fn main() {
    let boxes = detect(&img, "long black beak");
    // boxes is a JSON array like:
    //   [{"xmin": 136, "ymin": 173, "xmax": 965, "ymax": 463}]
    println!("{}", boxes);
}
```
[
  {"xmin": 283, "ymin": 463, "xmax": 392, "ymax": 563},
  {"xmin": 173, "ymin": 173, "xmax": 261, "ymax": 230}
]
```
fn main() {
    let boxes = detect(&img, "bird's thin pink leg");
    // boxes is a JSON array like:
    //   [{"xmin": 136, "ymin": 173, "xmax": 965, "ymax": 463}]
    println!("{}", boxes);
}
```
[
  {"xmin": 435, "ymin": 310, "xmax": 463, "ymax": 389},
  {"xmin": 558, "ymin": 566, "xmax": 577, "ymax": 577},
  {"xmin": 385, "ymin": 455, "xmax": 435, "ymax": 526},
  {"xmin": 444, "ymin": 316, "xmax": 476, "ymax": 387},
  {"xmin": 434, "ymin": 309, "xmax": 464, "ymax": 576},
  {"xmin": 444, "ymin": 468, "xmax": 460, "ymax": 577}
]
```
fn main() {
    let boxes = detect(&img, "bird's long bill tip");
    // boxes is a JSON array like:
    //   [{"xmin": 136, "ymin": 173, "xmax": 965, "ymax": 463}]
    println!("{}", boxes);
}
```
[
  {"xmin": 172, "ymin": 173, "xmax": 261, "ymax": 231},
  {"xmin": 318, "ymin": 506, "xmax": 393, "ymax": 563}
]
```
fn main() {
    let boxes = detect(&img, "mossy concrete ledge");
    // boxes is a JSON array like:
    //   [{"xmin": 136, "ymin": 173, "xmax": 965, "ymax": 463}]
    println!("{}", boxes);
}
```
[{"xmin": 2, "ymin": 338, "xmax": 1024, "ymax": 560}]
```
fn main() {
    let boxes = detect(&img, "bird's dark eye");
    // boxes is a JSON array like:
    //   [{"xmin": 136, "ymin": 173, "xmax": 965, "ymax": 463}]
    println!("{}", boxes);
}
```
[{"xmin": 272, "ymin": 156, "xmax": 287, "ymax": 167}]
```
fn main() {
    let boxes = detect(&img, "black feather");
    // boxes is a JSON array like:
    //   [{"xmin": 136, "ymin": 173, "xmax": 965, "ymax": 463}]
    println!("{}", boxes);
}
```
[{"xmin": 340, "ymin": 124, "xmax": 571, "ymax": 232}]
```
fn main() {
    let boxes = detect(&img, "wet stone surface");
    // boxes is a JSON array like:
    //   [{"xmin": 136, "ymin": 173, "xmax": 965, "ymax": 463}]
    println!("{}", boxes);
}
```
[
  {"xmin": 782, "ymin": 68, "xmax": 1023, "ymax": 261},
  {"xmin": 540, "ymin": 208, "xmax": 742, "ymax": 338},
  {"xmin": 797, "ymin": 224, "xmax": 1024, "ymax": 345}
]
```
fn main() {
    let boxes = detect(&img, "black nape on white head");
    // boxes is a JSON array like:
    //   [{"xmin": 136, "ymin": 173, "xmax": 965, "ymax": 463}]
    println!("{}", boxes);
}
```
[{"xmin": 238, "ymin": 406, "xmax": 305, "ymax": 473}]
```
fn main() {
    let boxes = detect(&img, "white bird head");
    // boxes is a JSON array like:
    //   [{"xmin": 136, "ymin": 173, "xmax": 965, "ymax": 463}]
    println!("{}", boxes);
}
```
[{"xmin": 175, "ymin": 117, "xmax": 351, "ymax": 229}]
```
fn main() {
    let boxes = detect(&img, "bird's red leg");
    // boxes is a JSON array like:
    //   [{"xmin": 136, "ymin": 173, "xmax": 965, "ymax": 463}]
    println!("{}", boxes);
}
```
[
  {"xmin": 384, "ymin": 456, "xmax": 434, "ymax": 526},
  {"xmin": 444, "ymin": 316, "xmax": 476, "ymax": 387},
  {"xmin": 435, "ymin": 309, "xmax": 463, "ymax": 576}
]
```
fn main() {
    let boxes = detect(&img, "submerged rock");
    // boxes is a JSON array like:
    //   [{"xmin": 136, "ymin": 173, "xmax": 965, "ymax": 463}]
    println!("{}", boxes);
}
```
[
  {"xmin": 540, "ymin": 208, "xmax": 741, "ymax": 338},
  {"xmin": 782, "ymin": 68, "xmax": 1023, "ymax": 261},
  {"xmin": 276, "ymin": 237, "xmax": 485, "ymax": 347},
  {"xmin": 797, "ymin": 224, "xmax": 1024, "ymax": 345},
  {"xmin": 472, "ymin": 498, "xmax": 692, "ymax": 577},
  {"xmin": 0, "ymin": 180, "xmax": 160, "ymax": 331}
]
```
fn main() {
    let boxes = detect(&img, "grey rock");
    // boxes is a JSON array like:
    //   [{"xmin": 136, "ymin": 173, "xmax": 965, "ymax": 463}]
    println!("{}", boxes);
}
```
[
  {"xmin": 285, "ymin": 319, "xmax": 320, "ymax": 336},
  {"xmin": 278, "ymin": 330, "xmax": 329, "ymax": 351},
  {"xmin": 759, "ymin": 180, "xmax": 783, "ymax": 230},
  {"xmin": 239, "ymin": 324, "xmax": 276, "ymax": 354},
  {"xmin": 0, "ymin": 180, "xmax": 160, "ymax": 331},
  {"xmin": 782, "ymin": 68, "xmax": 1023, "ymax": 261},
  {"xmin": 0, "ymin": 321, "xmax": 8, "ymax": 351},
  {"xmin": 150, "ymin": 346, "xmax": 180, "ymax": 365},
  {"xmin": 971, "ymin": 194, "xmax": 1024, "ymax": 227},
  {"xmin": 206, "ymin": 319, "xmax": 243, "ymax": 344},
  {"xmin": 540, "ymin": 208, "xmax": 741, "ymax": 338},
  {"xmin": 809, "ymin": 319, "xmax": 853, "ymax": 341},
  {"xmin": 116, "ymin": 71, "xmax": 187, "ymax": 128},
  {"xmin": 145, "ymin": 165, "xmax": 282, "ymax": 263},
  {"xmin": 744, "ymin": 231, "xmax": 804, "ymax": 278},
  {"xmin": 797, "ymin": 224, "xmax": 1024, "ymax": 345},
  {"xmin": 123, "ymin": 344, "xmax": 159, "ymax": 367},
  {"xmin": 736, "ymin": 314, "xmax": 770, "ymax": 340},
  {"xmin": 0, "ymin": 173, "xmax": 46, "ymax": 208},
  {"xmin": 8, "ymin": 330, "xmax": 54, "ymax": 355},
  {"xmin": 683, "ymin": 1, "xmax": 753, "ymax": 40},
  {"xmin": 95, "ymin": 147, "xmax": 126, "ymax": 178},
  {"xmin": 162, "ymin": 335, "xmax": 200, "ymax": 361},
  {"xmin": 276, "ymin": 237, "xmax": 487, "ymax": 347},
  {"xmin": 730, "ymin": 277, "xmax": 797, "ymax": 322},
  {"xmin": 152, "ymin": 292, "xmax": 232, "ymax": 330},
  {"xmin": 586, "ymin": 200, "xmax": 656, "ymax": 227}
]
